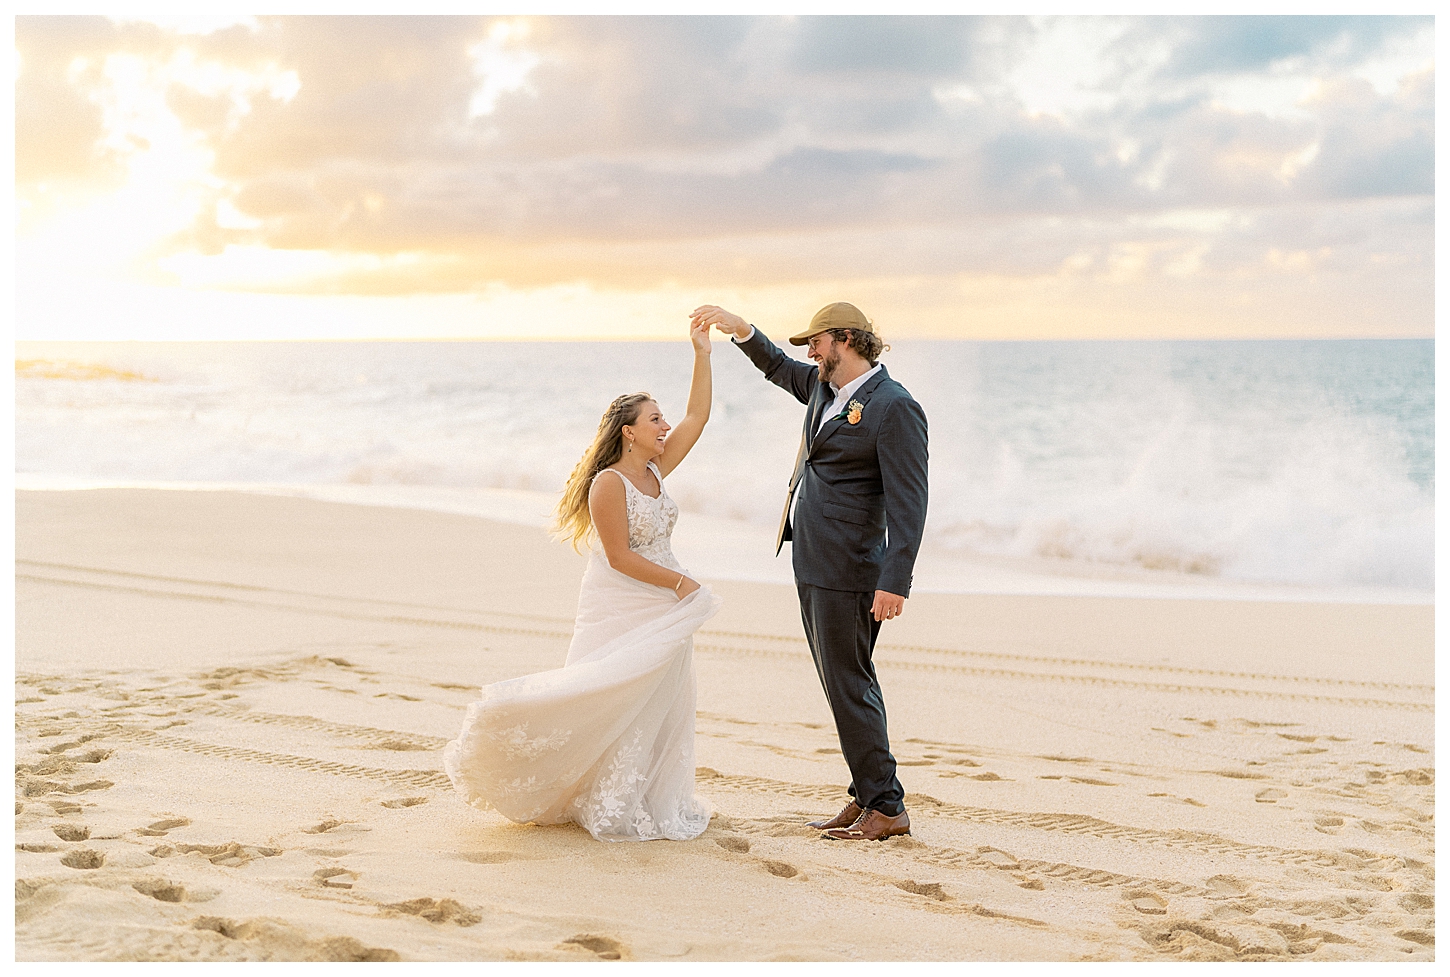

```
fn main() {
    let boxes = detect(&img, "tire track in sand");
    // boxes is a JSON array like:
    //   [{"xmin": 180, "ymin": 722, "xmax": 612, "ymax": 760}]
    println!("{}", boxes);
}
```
[
  {"xmin": 694, "ymin": 645, "xmax": 1430, "ymax": 712},
  {"xmin": 109, "ymin": 728, "xmax": 453, "ymax": 790},
  {"xmin": 696, "ymin": 769, "xmax": 1412, "ymax": 873},
  {"xmin": 187, "ymin": 703, "xmax": 451, "ymax": 752},
  {"xmin": 23, "ymin": 562, "xmax": 1429, "ymax": 701}
]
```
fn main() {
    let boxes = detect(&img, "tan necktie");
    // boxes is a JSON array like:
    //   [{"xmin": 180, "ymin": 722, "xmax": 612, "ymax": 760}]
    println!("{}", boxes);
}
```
[
  {"xmin": 776, "ymin": 396, "xmax": 828, "ymax": 554},
  {"xmin": 775, "ymin": 427, "xmax": 810, "ymax": 554}
]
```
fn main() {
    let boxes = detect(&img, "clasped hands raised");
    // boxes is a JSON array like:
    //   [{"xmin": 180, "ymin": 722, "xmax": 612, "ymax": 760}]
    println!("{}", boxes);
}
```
[{"xmin": 690, "ymin": 305, "xmax": 751, "ymax": 340}]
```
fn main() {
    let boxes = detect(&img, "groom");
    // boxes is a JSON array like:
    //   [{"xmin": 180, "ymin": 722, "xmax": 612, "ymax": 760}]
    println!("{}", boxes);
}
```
[{"xmin": 691, "ymin": 302, "xmax": 928, "ymax": 841}]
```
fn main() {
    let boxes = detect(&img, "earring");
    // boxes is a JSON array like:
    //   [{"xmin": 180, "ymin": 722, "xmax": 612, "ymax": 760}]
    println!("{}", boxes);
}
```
[{"xmin": 626, "ymin": 436, "xmax": 633, "ymax": 453}]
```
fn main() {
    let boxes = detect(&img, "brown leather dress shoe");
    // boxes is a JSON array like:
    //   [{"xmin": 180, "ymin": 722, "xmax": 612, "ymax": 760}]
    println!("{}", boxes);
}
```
[
  {"xmin": 806, "ymin": 800, "xmax": 862, "ymax": 831},
  {"xmin": 823, "ymin": 807, "xmax": 910, "ymax": 841}
]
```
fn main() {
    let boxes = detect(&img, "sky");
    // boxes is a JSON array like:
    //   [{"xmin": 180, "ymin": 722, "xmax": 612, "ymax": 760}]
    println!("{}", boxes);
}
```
[{"xmin": 12, "ymin": 11, "xmax": 1437, "ymax": 341}]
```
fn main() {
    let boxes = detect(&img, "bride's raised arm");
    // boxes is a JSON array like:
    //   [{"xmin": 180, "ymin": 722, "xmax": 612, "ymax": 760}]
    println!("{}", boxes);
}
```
[{"xmin": 655, "ymin": 320, "xmax": 712, "ymax": 478}]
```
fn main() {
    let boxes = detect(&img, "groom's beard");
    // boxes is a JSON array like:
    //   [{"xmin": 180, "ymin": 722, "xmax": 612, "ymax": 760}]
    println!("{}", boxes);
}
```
[{"xmin": 816, "ymin": 348, "xmax": 841, "ymax": 383}]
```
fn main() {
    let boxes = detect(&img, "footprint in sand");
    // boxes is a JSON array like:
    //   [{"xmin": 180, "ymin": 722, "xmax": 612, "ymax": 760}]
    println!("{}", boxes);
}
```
[
  {"xmin": 1255, "ymin": 788, "xmax": 1288, "ymax": 804},
  {"xmin": 1395, "ymin": 929, "xmax": 1434, "ymax": 948},
  {"xmin": 1206, "ymin": 875, "xmax": 1252, "ymax": 897},
  {"xmin": 762, "ymin": 860, "xmax": 799, "ymax": 879},
  {"xmin": 21, "ymin": 777, "xmax": 113, "ymax": 798},
  {"xmin": 978, "ymin": 848, "xmax": 1021, "ymax": 870},
  {"xmin": 1206, "ymin": 902, "xmax": 1257, "ymax": 921},
  {"xmin": 193, "ymin": 917, "xmax": 400, "ymax": 961},
  {"xmin": 380, "ymin": 797, "xmax": 428, "ymax": 809},
  {"xmin": 1398, "ymin": 893, "xmax": 1433, "ymax": 914},
  {"xmin": 132, "ymin": 879, "xmax": 188, "ymax": 903},
  {"xmin": 714, "ymin": 835, "xmax": 750, "ymax": 853},
  {"xmin": 140, "ymin": 817, "xmax": 191, "ymax": 836},
  {"xmin": 1127, "ymin": 890, "xmax": 1168, "ymax": 915},
  {"xmin": 381, "ymin": 897, "xmax": 481, "ymax": 926},
  {"xmin": 60, "ymin": 849, "xmax": 105, "ymax": 870},
  {"xmin": 152, "ymin": 842, "xmax": 282, "ymax": 867},
  {"xmin": 894, "ymin": 880, "xmax": 950, "ymax": 901},
  {"xmin": 560, "ymin": 933, "xmax": 628, "ymax": 960},
  {"xmin": 313, "ymin": 867, "xmax": 357, "ymax": 889}
]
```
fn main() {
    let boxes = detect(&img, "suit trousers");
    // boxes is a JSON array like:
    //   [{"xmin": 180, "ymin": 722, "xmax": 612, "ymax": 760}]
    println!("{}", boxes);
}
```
[{"xmin": 796, "ymin": 582, "xmax": 905, "ymax": 816}]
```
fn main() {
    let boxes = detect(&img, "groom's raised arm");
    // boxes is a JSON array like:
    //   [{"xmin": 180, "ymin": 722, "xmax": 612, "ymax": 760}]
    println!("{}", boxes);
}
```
[
  {"xmin": 734, "ymin": 328, "xmax": 818, "ymax": 406},
  {"xmin": 692, "ymin": 305, "xmax": 817, "ymax": 406}
]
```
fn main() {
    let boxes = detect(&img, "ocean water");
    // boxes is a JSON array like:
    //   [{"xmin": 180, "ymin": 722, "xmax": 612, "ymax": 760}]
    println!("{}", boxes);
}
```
[{"xmin": 15, "ymin": 338, "xmax": 1434, "ymax": 599}]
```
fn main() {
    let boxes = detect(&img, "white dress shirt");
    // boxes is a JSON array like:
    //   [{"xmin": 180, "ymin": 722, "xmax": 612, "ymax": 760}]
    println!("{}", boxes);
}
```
[
  {"xmin": 732, "ymin": 326, "xmax": 881, "ymax": 434},
  {"xmin": 818, "ymin": 364, "xmax": 881, "ymax": 433}
]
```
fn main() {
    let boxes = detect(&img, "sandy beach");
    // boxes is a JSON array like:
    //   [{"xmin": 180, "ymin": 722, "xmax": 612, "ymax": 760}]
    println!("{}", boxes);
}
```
[{"xmin": 15, "ymin": 488, "xmax": 1434, "ymax": 961}]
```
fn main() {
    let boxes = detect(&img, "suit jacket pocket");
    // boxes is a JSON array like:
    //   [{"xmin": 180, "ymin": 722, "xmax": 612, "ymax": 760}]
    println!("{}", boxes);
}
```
[{"xmin": 821, "ymin": 500, "xmax": 869, "ymax": 525}]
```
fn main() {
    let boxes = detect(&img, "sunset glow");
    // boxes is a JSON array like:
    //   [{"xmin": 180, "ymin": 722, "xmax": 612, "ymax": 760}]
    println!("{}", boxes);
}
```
[{"xmin": 15, "ymin": 14, "xmax": 1435, "ymax": 341}]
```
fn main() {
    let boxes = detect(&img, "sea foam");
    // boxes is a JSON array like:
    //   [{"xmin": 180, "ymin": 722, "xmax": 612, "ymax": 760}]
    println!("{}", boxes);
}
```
[{"xmin": 15, "ymin": 338, "xmax": 1433, "ymax": 598}]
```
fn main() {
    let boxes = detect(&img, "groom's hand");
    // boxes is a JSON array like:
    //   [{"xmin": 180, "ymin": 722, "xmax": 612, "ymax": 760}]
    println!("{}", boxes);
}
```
[
  {"xmin": 872, "ymin": 590, "xmax": 905, "ymax": 622},
  {"xmin": 691, "ymin": 305, "xmax": 750, "ymax": 340}
]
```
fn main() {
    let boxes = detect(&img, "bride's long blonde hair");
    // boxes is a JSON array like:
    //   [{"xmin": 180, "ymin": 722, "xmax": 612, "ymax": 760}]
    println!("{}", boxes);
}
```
[{"xmin": 554, "ymin": 391, "xmax": 654, "ymax": 551}]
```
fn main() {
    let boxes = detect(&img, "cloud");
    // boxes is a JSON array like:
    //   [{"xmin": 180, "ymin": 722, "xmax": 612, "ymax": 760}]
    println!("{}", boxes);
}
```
[
  {"xmin": 1143, "ymin": 15, "xmax": 1430, "ymax": 77},
  {"xmin": 12, "ymin": 14, "xmax": 1434, "ymax": 338},
  {"xmin": 15, "ymin": 16, "xmax": 123, "ymax": 186},
  {"xmin": 788, "ymin": 15, "xmax": 986, "ymax": 74},
  {"xmin": 1298, "ymin": 70, "xmax": 1434, "ymax": 198}
]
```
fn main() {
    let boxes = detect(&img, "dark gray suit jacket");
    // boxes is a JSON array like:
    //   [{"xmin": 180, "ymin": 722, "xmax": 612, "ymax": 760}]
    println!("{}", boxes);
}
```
[{"xmin": 736, "ymin": 329, "xmax": 928, "ymax": 596}]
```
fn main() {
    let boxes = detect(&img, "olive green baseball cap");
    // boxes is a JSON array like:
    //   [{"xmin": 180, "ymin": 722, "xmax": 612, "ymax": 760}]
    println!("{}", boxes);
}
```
[{"xmin": 788, "ymin": 302, "xmax": 874, "ymax": 346}]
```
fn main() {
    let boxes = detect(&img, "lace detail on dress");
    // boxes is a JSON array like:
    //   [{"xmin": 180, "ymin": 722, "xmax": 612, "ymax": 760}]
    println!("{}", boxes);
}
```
[
  {"xmin": 489, "ymin": 722, "xmax": 572, "ymax": 761},
  {"xmin": 571, "ymin": 726, "xmax": 650, "ymax": 836},
  {"xmin": 443, "ymin": 457, "xmax": 719, "ymax": 843},
  {"xmin": 600, "ymin": 462, "xmax": 680, "ymax": 567}
]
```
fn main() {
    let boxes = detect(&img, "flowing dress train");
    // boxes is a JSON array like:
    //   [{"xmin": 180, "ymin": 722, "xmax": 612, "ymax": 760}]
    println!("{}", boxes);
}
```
[{"xmin": 444, "ymin": 462, "xmax": 721, "ymax": 841}]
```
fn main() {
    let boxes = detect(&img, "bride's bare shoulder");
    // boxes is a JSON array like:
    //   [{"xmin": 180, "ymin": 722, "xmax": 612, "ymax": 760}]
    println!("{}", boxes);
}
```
[{"xmin": 589, "ymin": 468, "xmax": 627, "ymax": 500}]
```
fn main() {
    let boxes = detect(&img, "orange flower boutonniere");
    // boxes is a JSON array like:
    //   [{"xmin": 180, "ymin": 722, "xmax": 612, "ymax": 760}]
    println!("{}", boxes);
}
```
[{"xmin": 846, "ymin": 400, "xmax": 864, "ymax": 425}]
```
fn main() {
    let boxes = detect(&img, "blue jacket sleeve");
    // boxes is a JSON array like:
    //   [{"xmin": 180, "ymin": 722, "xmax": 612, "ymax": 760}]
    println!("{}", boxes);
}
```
[{"xmin": 876, "ymin": 394, "xmax": 929, "ymax": 597}]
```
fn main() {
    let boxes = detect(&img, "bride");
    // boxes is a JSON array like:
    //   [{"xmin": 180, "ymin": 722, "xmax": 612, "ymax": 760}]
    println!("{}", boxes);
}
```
[{"xmin": 444, "ymin": 320, "xmax": 721, "ymax": 842}]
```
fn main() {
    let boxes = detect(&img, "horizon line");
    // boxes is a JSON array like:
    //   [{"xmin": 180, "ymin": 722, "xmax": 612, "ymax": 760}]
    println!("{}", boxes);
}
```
[{"xmin": 13, "ymin": 333, "xmax": 1436, "ymax": 344}]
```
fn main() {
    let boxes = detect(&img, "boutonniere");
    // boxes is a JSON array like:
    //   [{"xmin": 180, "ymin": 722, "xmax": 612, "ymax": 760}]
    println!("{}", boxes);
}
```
[{"xmin": 846, "ymin": 399, "xmax": 864, "ymax": 425}]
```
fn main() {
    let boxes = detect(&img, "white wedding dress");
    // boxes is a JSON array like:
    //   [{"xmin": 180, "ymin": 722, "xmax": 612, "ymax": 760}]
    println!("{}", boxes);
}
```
[{"xmin": 444, "ymin": 461, "xmax": 721, "ymax": 842}]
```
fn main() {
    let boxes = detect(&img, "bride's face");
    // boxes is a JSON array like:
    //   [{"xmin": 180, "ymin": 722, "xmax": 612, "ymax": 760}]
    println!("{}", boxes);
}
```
[{"xmin": 623, "ymin": 401, "xmax": 670, "ymax": 458}]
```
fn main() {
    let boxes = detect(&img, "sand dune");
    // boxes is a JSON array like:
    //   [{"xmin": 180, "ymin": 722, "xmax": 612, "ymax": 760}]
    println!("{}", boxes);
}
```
[{"xmin": 14, "ymin": 490, "xmax": 1435, "ymax": 961}]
